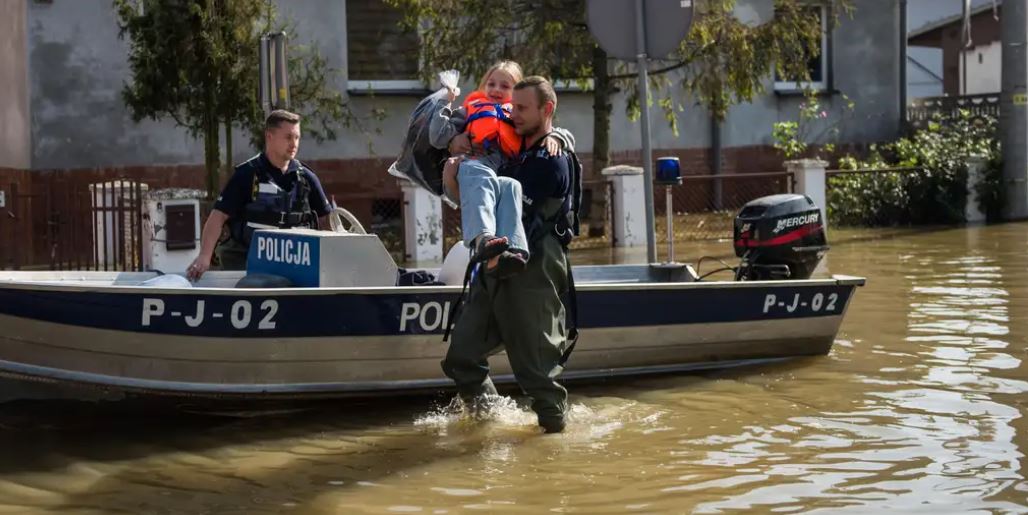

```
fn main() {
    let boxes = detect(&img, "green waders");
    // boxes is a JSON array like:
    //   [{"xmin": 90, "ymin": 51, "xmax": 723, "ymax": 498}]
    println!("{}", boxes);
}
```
[
  {"xmin": 442, "ymin": 198, "xmax": 570, "ymax": 431},
  {"xmin": 215, "ymin": 238, "xmax": 248, "ymax": 271}
]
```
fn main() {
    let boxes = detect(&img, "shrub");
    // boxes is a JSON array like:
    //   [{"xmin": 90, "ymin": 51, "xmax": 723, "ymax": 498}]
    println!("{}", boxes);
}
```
[
  {"xmin": 773, "ymin": 93, "xmax": 853, "ymax": 161},
  {"xmin": 827, "ymin": 110, "xmax": 1001, "ymax": 226}
]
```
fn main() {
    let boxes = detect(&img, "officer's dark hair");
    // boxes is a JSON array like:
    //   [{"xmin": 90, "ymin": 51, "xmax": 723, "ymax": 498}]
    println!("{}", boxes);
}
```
[
  {"xmin": 265, "ymin": 110, "xmax": 301, "ymax": 131},
  {"xmin": 514, "ymin": 76, "xmax": 557, "ymax": 111}
]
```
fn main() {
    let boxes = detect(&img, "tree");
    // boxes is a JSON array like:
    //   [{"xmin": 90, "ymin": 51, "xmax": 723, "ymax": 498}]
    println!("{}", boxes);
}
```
[
  {"xmin": 114, "ymin": 0, "xmax": 366, "ymax": 198},
  {"xmin": 385, "ymin": 0, "xmax": 852, "ymax": 174}
]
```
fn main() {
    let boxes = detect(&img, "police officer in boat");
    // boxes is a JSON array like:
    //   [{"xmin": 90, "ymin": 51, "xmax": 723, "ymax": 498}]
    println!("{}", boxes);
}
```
[{"xmin": 187, "ymin": 110, "xmax": 333, "ymax": 280}]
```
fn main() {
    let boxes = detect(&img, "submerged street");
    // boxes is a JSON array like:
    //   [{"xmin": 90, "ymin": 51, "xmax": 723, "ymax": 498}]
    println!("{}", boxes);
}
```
[{"xmin": 0, "ymin": 223, "xmax": 1026, "ymax": 513}]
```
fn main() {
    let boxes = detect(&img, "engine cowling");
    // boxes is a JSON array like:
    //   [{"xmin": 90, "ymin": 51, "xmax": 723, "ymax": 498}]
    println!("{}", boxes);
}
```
[{"xmin": 733, "ymin": 194, "xmax": 828, "ymax": 280}]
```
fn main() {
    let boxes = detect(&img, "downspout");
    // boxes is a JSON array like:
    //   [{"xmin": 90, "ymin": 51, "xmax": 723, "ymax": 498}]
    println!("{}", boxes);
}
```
[
  {"xmin": 900, "ymin": 0, "xmax": 908, "ymax": 133},
  {"xmin": 962, "ymin": 0, "xmax": 969, "ymax": 94},
  {"xmin": 710, "ymin": 114, "xmax": 722, "ymax": 210}
]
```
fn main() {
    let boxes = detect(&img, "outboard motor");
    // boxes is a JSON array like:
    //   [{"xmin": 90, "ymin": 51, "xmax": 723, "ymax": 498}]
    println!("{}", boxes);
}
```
[{"xmin": 733, "ymin": 194, "xmax": 828, "ymax": 281}]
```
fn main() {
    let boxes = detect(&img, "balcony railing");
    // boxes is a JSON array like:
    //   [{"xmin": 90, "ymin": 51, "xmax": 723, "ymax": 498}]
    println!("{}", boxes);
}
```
[{"xmin": 906, "ymin": 93, "xmax": 999, "ymax": 132}]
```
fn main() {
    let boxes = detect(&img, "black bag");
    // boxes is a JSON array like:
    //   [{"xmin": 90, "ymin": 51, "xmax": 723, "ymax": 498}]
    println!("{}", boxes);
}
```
[{"xmin": 387, "ymin": 71, "xmax": 461, "ymax": 197}]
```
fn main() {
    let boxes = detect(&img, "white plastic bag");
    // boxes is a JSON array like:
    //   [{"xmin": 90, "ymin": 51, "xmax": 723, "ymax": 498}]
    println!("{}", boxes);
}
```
[{"xmin": 438, "ymin": 69, "xmax": 460, "ymax": 98}]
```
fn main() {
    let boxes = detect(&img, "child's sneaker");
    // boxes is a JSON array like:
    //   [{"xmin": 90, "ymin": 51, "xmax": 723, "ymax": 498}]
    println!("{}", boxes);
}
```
[
  {"xmin": 492, "ymin": 250, "xmax": 528, "ymax": 279},
  {"xmin": 471, "ymin": 234, "xmax": 509, "ymax": 263}
]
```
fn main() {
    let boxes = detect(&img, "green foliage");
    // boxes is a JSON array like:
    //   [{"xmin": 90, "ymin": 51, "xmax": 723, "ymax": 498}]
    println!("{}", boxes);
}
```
[
  {"xmin": 829, "ymin": 145, "xmax": 909, "ymax": 226},
  {"xmin": 384, "ymin": 0, "xmax": 851, "ymax": 169},
  {"xmin": 114, "ymin": 0, "xmax": 367, "ymax": 198},
  {"xmin": 772, "ymin": 121, "xmax": 804, "ymax": 159},
  {"xmin": 382, "ymin": 0, "xmax": 593, "ymax": 101},
  {"xmin": 683, "ymin": 0, "xmax": 852, "ymax": 120},
  {"xmin": 827, "ymin": 111, "xmax": 1002, "ymax": 226},
  {"xmin": 240, "ymin": 29, "xmax": 385, "ymax": 150},
  {"xmin": 773, "ymin": 91, "xmax": 854, "ymax": 160},
  {"xmin": 114, "ymin": 0, "xmax": 851, "ymax": 197}
]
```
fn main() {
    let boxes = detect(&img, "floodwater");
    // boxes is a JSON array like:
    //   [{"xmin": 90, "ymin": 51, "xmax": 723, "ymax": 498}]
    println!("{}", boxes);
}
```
[{"xmin": 1, "ymin": 223, "xmax": 1027, "ymax": 513}]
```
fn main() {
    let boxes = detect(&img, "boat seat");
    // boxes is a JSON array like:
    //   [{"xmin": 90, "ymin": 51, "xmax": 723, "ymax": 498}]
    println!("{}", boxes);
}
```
[
  {"xmin": 138, "ymin": 274, "xmax": 192, "ymax": 288},
  {"xmin": 235, "ymin": 273, "xmax": 295, "ymax": 288}
]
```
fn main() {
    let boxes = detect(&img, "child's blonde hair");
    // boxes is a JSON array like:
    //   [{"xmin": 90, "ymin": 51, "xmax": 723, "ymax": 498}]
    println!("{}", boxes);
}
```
[{"xmin": 477, "ymin": 61, "xmax": 524, "ymax": 92}]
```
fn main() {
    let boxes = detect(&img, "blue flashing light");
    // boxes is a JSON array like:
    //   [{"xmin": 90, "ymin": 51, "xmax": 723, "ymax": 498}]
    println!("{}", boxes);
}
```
[{"xmin": 656, "ymin": 157, "xmax": 682, "ymax": 186}]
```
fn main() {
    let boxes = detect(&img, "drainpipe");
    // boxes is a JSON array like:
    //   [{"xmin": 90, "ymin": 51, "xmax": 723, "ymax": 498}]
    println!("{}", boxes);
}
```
[
  {"xmin": 962, "ymin": 0, "xmax": 969, "ymax": 94},
  {"xmin": 711, "ymin": 114, "xmax": 722, "ymax": 210},
  {"xmin": 899, "ymin": 0, "xmax": 908, "ymax": 133}
]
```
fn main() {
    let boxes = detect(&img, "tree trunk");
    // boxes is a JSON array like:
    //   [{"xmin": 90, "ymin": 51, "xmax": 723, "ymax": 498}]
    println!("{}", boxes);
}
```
[
  {"xmin": 591, "ymin": 45, "xmax": 612, "ymax": 237},
  {"xmin": 592, "ymin": 45, "xmax": 611, "ymax": 174},
  {"xmin": 224, "ymin": 116, "xmax": 233, "ymax": 179},
  {"xmin": 203, "ymin": 100, "xmax": 221, "ymax": 200}
]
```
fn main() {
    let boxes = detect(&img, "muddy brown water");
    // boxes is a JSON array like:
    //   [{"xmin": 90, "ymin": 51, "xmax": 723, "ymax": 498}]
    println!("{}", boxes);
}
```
[{"xmin": 0, "ymin": 224, "xmax": 1026, "ymax": 513}]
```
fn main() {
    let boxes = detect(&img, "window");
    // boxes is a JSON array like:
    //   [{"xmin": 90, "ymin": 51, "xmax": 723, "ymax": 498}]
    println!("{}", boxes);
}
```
[
  {"xmin": 774, "ymin": 5, "xmax": 830, "ymax": 92},
  {"xmin": 346, "ymin": 0, "xmax": 422, "ymax": 91}
]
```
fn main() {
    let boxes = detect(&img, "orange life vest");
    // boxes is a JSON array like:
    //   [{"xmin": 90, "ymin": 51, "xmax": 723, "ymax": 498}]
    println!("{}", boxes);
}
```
[{"xmin": 462, "ymin": 91, "xmax": 521, "ymax": 158}]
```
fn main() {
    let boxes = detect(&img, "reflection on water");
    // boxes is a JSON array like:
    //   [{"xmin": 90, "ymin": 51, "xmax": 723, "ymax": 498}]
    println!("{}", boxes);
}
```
[{"xmin": 2, "ymin": 224, "xmax": 1028, "ymax": 513}]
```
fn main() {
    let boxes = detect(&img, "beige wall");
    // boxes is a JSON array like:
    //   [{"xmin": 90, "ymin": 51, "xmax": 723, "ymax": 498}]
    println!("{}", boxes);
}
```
[{"xmin": 0, "ymin": 0, "xmax": 29, "ymax": 169}]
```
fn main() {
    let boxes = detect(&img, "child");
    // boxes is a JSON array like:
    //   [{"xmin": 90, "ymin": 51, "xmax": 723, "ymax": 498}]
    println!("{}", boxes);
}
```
[{"xmin": 430, "ymin": 61, "xmax": 563, "ymax": 277}]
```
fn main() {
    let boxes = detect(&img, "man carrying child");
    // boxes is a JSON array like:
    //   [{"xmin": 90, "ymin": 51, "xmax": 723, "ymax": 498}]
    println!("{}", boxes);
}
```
[{"xmin": 440, "ymin": 76, "xmax": 575, "ymax": 434}]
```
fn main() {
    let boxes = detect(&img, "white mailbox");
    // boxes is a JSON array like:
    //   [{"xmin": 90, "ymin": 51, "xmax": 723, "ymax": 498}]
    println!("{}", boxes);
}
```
[{"xmin": 143, "ymin": 189, "xmax": 205, "ymax": 273}]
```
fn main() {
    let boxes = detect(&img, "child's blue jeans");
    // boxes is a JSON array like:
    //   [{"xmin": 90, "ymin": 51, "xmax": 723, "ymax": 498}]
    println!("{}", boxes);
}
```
[{"xmin": 457, "ymin": 158, "xmax": 528, "ymax": 255}]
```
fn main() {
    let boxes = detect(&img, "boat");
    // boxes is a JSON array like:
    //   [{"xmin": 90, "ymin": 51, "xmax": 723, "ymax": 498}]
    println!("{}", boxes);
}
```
[{"xmin": 0, "ymin": 194, "xmax": 864, "ymax": 403}]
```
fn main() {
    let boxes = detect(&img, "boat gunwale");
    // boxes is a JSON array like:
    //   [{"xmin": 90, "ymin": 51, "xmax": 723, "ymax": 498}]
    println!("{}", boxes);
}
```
[{"xmin": 0, "ymin": 274, "xmax": 866, "ymax": 296}]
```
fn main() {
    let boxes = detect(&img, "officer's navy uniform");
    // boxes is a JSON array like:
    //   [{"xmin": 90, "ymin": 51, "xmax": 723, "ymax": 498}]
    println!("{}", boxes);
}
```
[{"xmin": 213, "ymin": 153, "xmax": 333, "ymax": 269}]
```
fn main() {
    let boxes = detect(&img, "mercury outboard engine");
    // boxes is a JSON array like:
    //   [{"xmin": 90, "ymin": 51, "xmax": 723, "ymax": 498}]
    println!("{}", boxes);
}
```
[{"xmin": 733, "ymin": 194, "xmax": 828, "ymax": 281}]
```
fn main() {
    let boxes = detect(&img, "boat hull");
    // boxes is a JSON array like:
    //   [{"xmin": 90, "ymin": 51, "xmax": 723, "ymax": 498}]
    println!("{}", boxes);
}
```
[{"xmin": 0, "ymin": 270, "xmax": 863, "ymax": 401}]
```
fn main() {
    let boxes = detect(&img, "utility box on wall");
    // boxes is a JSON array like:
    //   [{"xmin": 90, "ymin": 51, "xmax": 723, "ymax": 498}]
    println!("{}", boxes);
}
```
[{"xmin": 143, "ymin": 189, "xmax": 205, "ymax": 273}]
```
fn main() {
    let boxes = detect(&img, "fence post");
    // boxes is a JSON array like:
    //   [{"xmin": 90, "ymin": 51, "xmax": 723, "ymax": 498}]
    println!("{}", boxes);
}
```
[
  {"xmin": 786, "ymin": 159, "xmax": 828, "ymax": 231},
  {"xmin": 10, "ymin": 182, "xmax": 19, "ymax": 270},
  {"xmin": 400, "ymin": 181, "xmax": 443, "ymax": 264},
  {"xmin": 965, "ymin": 155, "xmax": 988, "ymax": 224},
  {"xmin": 602, "ymin": 165, "xmax": 647, "ymax": 247}
]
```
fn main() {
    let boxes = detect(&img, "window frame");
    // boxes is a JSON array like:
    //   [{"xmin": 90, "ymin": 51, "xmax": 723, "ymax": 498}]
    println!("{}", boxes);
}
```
[
  {"xmin": 553, "ymin": 79, "xmax": 595, "ymax": 92},
  {"xmin": 345, "ymin": 79, "xmax": 426, "ymax": 94},
  {"xmin": 344, "ymin": 0, "xmax": 424, "ymax": 94},
  {"xmin": 774, "ymin": 4, "xmax": 831, "ymax": 93}
]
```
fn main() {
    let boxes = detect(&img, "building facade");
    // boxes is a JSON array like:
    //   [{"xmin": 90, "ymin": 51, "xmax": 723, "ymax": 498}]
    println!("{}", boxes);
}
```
[
  {"xmin": 0, "ymin": 0, "xmax": 905, "ymax": 266},
  {"xmin": 908, "ymin": 2, "xmax": 1003, "ymax": 96}
]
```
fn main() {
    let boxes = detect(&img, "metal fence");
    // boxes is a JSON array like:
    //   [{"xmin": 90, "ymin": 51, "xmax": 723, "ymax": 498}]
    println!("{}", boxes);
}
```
[
  {"xmin": 1, "ymin": 177, "xmax": 407, "ymax": 272},
  {"xmin": 0, "ymin": 182, "xmax": 30, "ymax": 270},
  {"xmin": 369, "ymin": 196, "xmax": 405, "ymax": 264},
  {"xmin": 3, "ymin": 169, "xmax": 796, "ymax": 270},
  {"xmin": 656, "ymin": 172, "xmax": 794, "ymax": 242},
  {"xmin": 1, "ymin": 178, "xmax": 148, "ymax": 271},
  {"xmin": 319, "ymin": 190, "xmax": 404, "ymax": 254}
]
